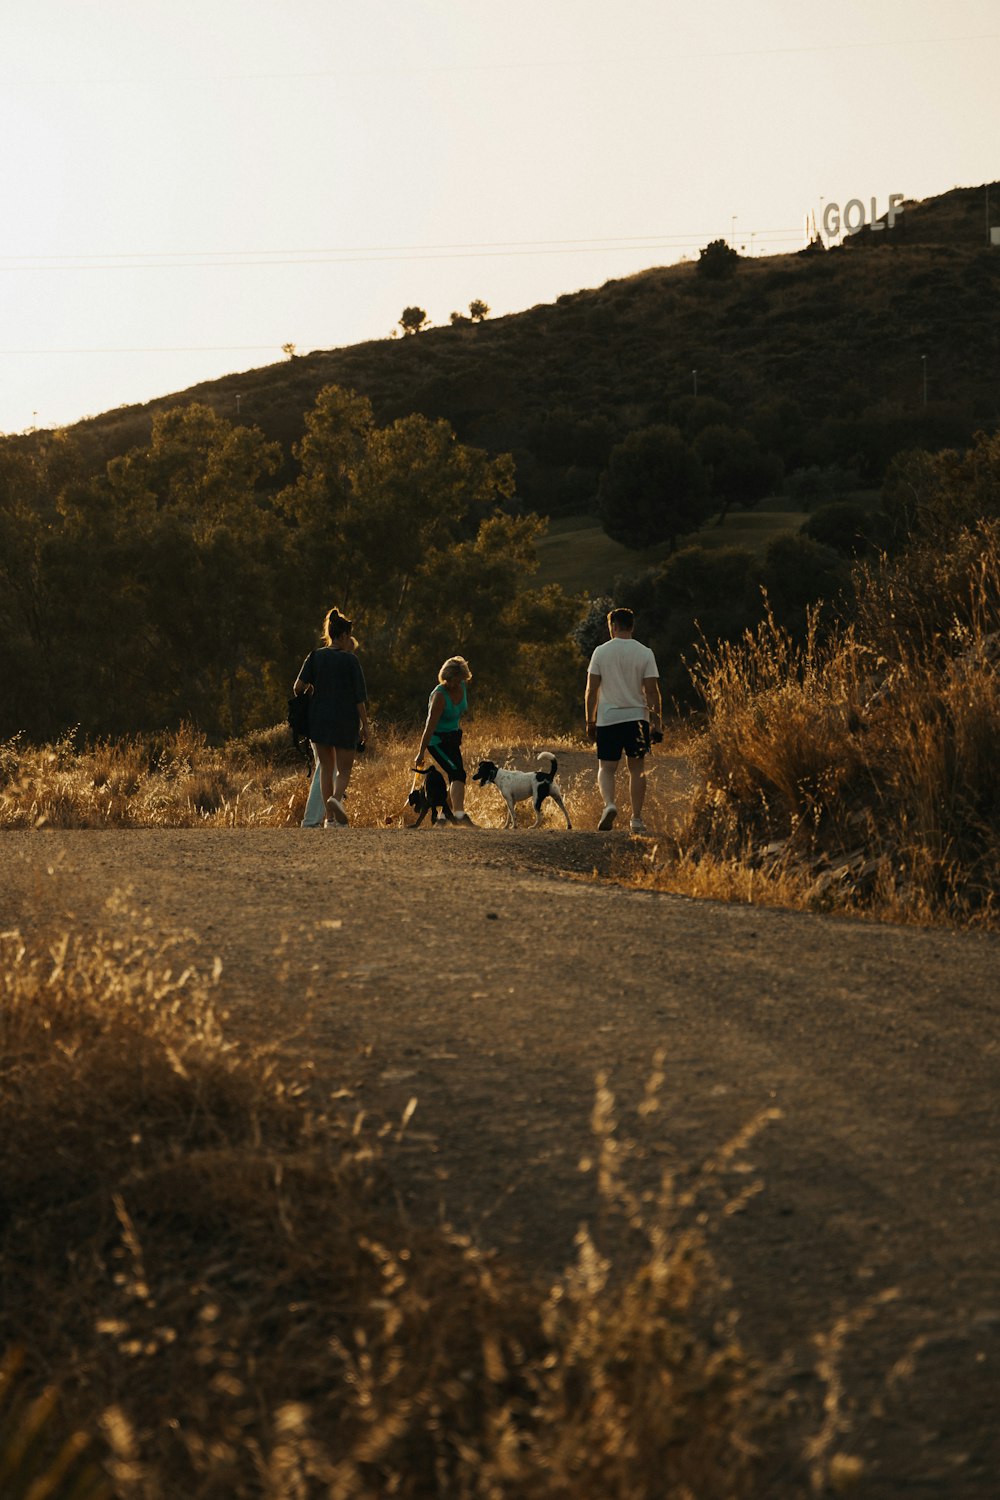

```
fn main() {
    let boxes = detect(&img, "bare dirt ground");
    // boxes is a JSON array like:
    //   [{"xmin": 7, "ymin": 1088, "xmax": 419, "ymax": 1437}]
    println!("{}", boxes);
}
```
[{"xmin": 3, "ymin": 806, "xmax": 1000, "ymax": 1497}]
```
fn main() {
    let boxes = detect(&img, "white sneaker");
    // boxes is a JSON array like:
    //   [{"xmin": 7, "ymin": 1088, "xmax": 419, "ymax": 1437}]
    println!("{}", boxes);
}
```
[
  {"xmin": 326, "ymin": 795, "xmax": 349, "ymax": 826},
  {"xmin": 598, "ymin": 803, "xmax": 617, "ymax": 831},
  {"xmin": 629, "ymin": 816, "xmax": 649, "ymax": 834}
]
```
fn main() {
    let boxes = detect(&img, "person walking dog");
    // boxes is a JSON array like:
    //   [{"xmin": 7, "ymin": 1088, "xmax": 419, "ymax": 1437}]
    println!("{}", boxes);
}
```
[
  {"xmin": 414, "ymin": 655, "xmax": 475, "ymax": 825},
  {"xmin": 585, "ymin": 606, "xmax": 661, "ymax": 833}
]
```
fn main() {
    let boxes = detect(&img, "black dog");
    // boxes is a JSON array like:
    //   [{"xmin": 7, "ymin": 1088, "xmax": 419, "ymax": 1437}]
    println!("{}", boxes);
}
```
[{"xmin": 406, "ymin": 765, "xmax": 455, "ymax": 827}]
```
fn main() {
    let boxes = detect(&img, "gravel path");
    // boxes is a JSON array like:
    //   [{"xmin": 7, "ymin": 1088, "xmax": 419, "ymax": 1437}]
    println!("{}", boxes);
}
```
[{"xmin": 3, "ymin": 826, "xmax": 999, "ymax": 1497}]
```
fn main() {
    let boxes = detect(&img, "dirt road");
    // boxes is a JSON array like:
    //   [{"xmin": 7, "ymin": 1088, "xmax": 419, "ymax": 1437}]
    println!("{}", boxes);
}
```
[{"xmin": 3, "ymin": 827, "xmax": 999, "ymax": 1496}]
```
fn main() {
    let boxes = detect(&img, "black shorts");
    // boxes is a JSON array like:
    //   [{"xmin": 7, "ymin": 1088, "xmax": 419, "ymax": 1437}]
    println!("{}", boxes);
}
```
[
  {"xmin": 428, "ymin": 730, "xmax": 466, "ymax": 783},
  {"xmin": 595, "ymin": 720, "xmax": 651, "ymax": 762},
  {"xmin": 310, "ymin": 709, "xmax": 361, "ymax": 753}
]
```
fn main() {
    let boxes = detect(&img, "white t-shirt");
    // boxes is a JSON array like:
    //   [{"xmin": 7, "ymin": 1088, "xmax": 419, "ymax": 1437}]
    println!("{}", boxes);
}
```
[{"xmin": 587, "ymin": 636, "xmax": 659, "ymax": 726}]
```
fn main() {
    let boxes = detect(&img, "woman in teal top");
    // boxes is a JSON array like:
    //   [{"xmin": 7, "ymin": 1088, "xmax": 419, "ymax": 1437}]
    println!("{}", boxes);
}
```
[{"xmin": 415, "ymin": 655, "xmax": 473, "ymax": 823}]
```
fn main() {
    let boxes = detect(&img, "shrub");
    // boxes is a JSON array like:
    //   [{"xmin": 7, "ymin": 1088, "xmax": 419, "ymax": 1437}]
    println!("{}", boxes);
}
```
[
  {"xmin": 681, "ymin": 521, "xmax": 1000, "ymax": 924},
  {"xmin": 696, "ymin": 240, "xmax": 740, "ymax": 281}
]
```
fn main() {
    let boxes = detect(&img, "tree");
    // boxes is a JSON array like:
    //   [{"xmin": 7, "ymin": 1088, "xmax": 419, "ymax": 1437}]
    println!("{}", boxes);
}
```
[
  {"xmin": 275, "ymin": 386, "xmax": 547, "ymax": 712},
  {"xmin": 399, "ymin": 306, "xmax": 430, "ymax": 336},
  {"xmin": 468, "ymin": 299, "xmax": 490, "ymax": 322},
  {"xmin": 528, "ymin": 407, "xmax": 616, "ymax": 470},
  {"xmin": 647, "ymin": 544, "xmax": 763, "ymax": 702},
  {"xmin": 96, "ymin": 404, "xmax": 283, "ymax": 733},
  {"xmin": 802, "ymin": 500, "xmax": 879, "ymax": 558},
  {"xmin": 104, "ymin": 403, "xmax": 280, "ymax": 542},
  {"xmin": 693, "ymin": 424, "xmax": 782, "ymax": 523},
  {"xmin": 881, "ymin": 431, "xmax": 1000, "ymax": 546},
  {"xmin": 760, "ymin": 533, "xmax": 849, "ymax": 633},
  {"xmin": 0, "ymin": 434, "xmax": 75, "ymax": 736},
  {"xmin": 597, "ymin": 425, "xmax": 709, "ymax": 551},
  {"xmin": 696, "ymin": 239, "xmax": 740, "ymax": 280},
  {"xmin": 667, "ymin": 395, "xmax": 732, "ymax": 440}
]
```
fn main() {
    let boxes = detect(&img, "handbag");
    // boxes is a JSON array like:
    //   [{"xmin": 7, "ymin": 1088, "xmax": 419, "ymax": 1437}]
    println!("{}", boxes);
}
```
[
  {"xmin": 288, "ymin": 690, "xmax": 311, "ymax": 738},
  {"xmin": 288, "ymin": 651, "xmax": 315, "ymax": 743}
]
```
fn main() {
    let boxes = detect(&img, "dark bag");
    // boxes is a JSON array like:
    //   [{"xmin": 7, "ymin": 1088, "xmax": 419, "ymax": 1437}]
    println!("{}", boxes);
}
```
[
  {"xmin": 288, "ymin": 651, "xmax": 315, "ymax": 756},
  {"xmin": 288, "ymin": 691, "xmax": 311, "ymax": 738}
]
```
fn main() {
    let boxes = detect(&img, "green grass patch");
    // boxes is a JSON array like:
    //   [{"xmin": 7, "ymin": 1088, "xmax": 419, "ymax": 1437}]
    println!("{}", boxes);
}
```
[{"xmin": 534, "ymin": 504, "xmax": 810, "ymax": 593}]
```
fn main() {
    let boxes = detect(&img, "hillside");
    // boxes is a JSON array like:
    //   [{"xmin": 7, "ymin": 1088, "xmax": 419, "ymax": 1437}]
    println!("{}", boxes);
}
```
[{"xmin": 64, "ymin": 182, "xmax": 1000, "ymax": 515}]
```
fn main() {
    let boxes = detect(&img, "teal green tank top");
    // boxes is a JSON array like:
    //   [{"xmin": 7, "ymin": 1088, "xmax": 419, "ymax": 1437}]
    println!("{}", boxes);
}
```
[{"xmin": 429, "ymin": 682, "xmax": 467, "ymax": 739}]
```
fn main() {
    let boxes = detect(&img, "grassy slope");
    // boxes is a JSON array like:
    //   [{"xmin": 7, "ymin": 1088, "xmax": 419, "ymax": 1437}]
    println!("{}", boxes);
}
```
[{"xmin": 532, "ymin": 505, "xmax": 813, "ymax": 592}]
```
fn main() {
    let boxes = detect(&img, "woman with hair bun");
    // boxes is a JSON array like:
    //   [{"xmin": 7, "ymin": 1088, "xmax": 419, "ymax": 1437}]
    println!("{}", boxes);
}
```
[
  {"xmin": 293, "ymin": 607, "xmax": 370, "ymax": 827},
  {"xmin": 414, "ymin": 655, "xmax": 474, "ymax": 825}
]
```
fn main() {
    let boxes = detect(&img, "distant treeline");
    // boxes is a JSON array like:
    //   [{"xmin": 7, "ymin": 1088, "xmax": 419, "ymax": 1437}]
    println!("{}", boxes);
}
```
[
  {"xmin": 3, "ymin": 377, "xmax": 1000, "ymax": 743},
  {"xmin": 0, "ymin": 389, "xmax": 579, "ymax": 742}
]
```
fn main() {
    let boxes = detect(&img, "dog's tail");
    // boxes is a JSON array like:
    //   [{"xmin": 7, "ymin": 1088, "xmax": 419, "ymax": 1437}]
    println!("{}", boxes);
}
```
[
  {"xmin": 536, "ymin": 751, "xmax": 557, "ymax": 778},
  {"xmin": 407, "ymin": 764, "xmax": 432, "ymax": 798}
]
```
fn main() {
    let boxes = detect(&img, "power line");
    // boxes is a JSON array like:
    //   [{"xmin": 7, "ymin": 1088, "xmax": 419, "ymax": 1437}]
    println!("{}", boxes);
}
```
[
  {"xmin": 0, "ymin": 231, "xmax": 737, "ymax": 261},
  {"xmin": 0, "ymin": 230, "xmax": 806, "ymax": 273},
  {"xmin": 0, "ymin": 345, "xmax": 281, "ymax": 355}
]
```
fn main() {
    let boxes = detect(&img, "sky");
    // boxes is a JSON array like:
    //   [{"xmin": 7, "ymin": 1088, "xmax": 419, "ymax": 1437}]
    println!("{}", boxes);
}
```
[{"xmin": 2, "ymin": 0, "xmax": 998, "ymax": 437}]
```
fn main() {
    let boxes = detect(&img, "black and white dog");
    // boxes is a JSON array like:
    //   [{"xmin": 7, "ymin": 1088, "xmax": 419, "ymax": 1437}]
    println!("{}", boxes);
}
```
[
  {"xmin": 472, "ymin": 752, "xmax": 572, "ymax": 829},
  {"xmin": 406, "ymin": 765, "xmax": 455, "ymax": 827}
]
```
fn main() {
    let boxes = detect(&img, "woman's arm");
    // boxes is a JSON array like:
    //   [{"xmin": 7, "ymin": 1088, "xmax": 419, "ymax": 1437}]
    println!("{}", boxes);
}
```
[
  {"xmin": 294, "ymin": 652, "xmax": 316, "ymax": 696},
  {"xmin": 351, "ymin": 658, "xmax": 370, "ymax": 735},
  {"xmin": 415, "ymin": 690, "xmax": 446, "ymax": 763}
]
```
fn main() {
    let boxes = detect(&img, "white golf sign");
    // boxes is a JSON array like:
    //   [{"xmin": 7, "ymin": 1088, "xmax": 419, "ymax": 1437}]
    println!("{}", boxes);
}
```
[{"xmin": 822, "ymin": 193, "xmax": 905, "ymax": 239}]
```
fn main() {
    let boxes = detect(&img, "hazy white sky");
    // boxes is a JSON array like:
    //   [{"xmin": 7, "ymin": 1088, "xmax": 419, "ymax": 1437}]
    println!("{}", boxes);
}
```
[{"xmin": 2, "ymin": 0, "xmax": 998, "ymax": 435}]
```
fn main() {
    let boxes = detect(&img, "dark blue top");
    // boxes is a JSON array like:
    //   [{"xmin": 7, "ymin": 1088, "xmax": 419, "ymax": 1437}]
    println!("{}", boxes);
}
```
[{"xmin": 298, "ymin": 647, "xmax": 367, "ymax": 748}]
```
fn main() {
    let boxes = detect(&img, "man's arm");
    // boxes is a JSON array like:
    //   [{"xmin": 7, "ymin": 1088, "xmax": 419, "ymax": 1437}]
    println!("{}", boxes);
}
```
[
  {"xmin": 643, "ymin": 676, "xmax": 662, "ymax": 726},
  {"xmin": 585, "ymin": 672, "xmax": 601, "ymax": 740}
]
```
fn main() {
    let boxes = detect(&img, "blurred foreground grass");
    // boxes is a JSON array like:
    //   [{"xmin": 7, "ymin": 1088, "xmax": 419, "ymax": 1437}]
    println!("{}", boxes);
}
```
[{"xmin": 0, "ymin": 918, "xmax": 818, "ymax": 1499}]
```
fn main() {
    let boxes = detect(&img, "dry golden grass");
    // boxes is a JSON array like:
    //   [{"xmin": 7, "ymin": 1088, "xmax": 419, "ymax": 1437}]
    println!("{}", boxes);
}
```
[
  {"xmin": 0, "ymin": 919, "xmax": 803, "ymax": 1499},
  {"xmin": 627, "ymin": 525, "xmax": 1000, "ymax": 929},
  {"xmin": 4, "ymin": 663, "xmax": 996, "ymax": 928},
  {"xmin": 0, "ymin": 1346, "xmax": 112, "ymax": 1500},
  {"xmin": 0, "ymin": 723, "xmax": 302, "ymax": 830},
  {"xmin": 0, "ymin": 716, "xmax": 608, "ymax": 835}
]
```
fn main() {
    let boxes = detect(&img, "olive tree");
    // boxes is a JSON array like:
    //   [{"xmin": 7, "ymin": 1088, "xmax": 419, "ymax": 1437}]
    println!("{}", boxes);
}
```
[{"xmin": 598, "ymin": 424, "xmax": 710, "ymax": 550}]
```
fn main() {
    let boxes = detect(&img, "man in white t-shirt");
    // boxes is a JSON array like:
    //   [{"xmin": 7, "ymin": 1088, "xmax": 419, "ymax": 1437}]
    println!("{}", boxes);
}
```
[{"xmin": 585, "ymin": 606, "xmax": 662, "ymax": 833}]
